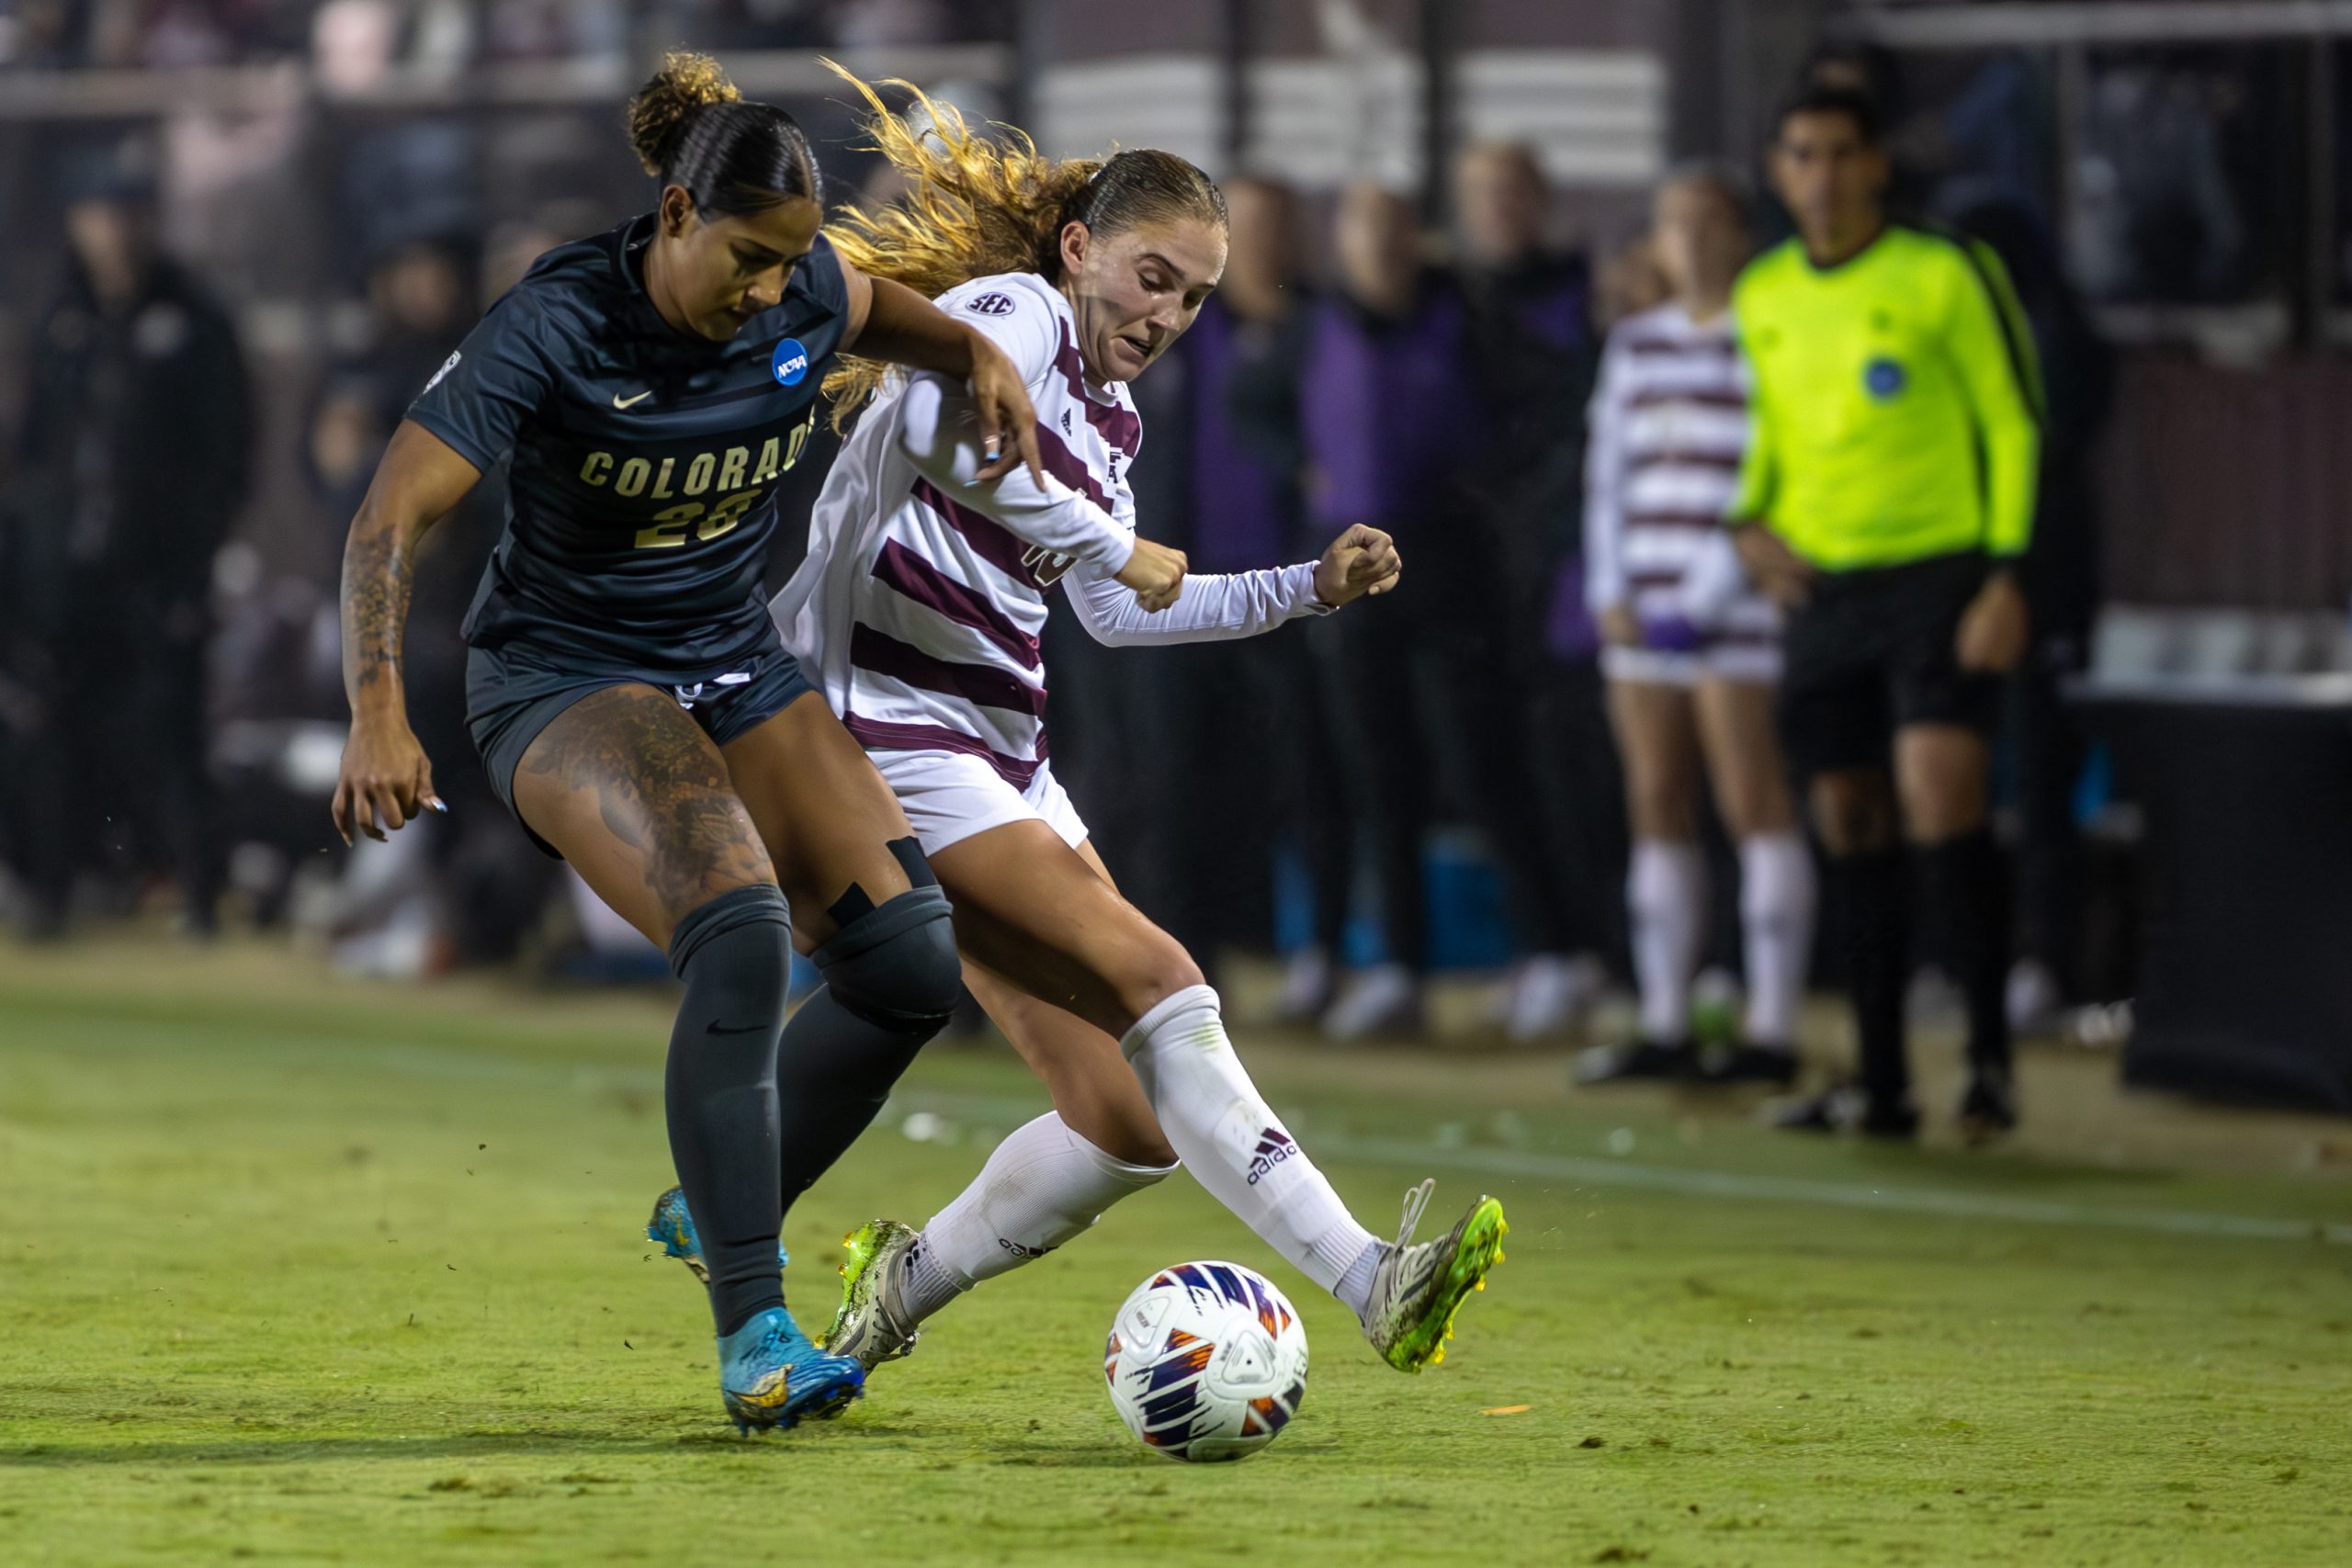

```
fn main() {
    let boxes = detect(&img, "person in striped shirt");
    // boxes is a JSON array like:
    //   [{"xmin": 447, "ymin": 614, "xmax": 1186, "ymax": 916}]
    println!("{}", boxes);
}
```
[
  {"xmin": 670, "ymin": 74, "xmax": 1507, "ymax": 1386},
  {"xmin": 1575, "ymin": 165, "xmax": 1814, "ymax": 1089}
]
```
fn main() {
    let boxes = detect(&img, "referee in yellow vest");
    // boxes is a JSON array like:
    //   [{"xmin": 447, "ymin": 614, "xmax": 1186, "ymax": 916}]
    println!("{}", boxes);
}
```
[{"xmin": 1728, "ymin": 85, "xmax": 2041, "ymax": 1141}]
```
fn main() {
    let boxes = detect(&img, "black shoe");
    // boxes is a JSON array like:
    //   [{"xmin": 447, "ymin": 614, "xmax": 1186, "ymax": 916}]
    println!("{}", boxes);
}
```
[
  {"xmin": 1573, "ymin": 1038, "xmax": 1694, "ymax": 1086},
  {"xmin": 1766, "ymin": 1083, "xmax": 1918, "ymax": 1140},
  {"xmin": 1957, "ymin": 1071, "xmax": 2018, "ymax": 1145},
  {"xmin": 1700, "ymin": 1043, "xmax": 1800, "ymax": 1087}
]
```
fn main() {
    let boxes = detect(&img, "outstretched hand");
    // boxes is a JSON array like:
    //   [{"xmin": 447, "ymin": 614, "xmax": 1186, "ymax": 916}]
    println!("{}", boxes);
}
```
[
  {"xmin": 1313, "ymin": 525, "xmax": 1403, "ymax": 608},
  {"xmin": 965, "ymin": 331, "xmax": 1046, "ymax": 486}
]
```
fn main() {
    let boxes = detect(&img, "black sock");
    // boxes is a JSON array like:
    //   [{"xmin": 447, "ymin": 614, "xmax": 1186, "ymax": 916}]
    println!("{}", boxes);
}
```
[
  {"xmin": 1917, "ymin": 829, "xmax": 2010, "ymax": 1081},
  {"xmin": 665, "ymin": 885, "xmax": 793, "ymax": 1337},
  {"xmin": 1833, "ymin": 848, "xmax": 1909, "ymax": 1109},
  {"xmin": 773, "ymin": 856, "xmax": 962, "ymax": 1208}
]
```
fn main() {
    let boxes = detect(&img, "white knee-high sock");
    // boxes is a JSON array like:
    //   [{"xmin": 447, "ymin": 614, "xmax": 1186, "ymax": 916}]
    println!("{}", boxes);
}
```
[
  {"xmin": 1738, "ymin": 831, "xmax": 1815, "ymax": 1049},
  {"xmin": 1629, "ymin": 840, "xmax": 1706, "ymax": 1040},
  {"xmin": 902, "ymin": 1111, "xmax": 1175, "ymax": 1323},
  {"xmin": 1122, "ymin": 985, "xmax": 1380, "ymax": 1305}
]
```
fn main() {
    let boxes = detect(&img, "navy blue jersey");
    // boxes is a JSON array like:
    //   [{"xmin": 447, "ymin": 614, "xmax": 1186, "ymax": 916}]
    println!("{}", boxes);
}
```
[{"xmin": 406, "ymin": 213, "xmax": 849, "ymax": 679}]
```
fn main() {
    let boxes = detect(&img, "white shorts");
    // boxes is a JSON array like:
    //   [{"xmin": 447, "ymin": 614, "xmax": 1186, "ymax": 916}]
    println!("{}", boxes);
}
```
[
  {"xmin": 871, "ymin": 749, "xmax": 1090, "ymax": 857},
  {"xmin": 1602, "ymin": 639, "xmax": 1783, "ymax": 688}
]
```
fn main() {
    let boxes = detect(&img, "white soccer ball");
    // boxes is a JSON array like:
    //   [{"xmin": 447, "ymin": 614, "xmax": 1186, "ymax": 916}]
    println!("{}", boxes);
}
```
[{"xmin": 1103, "ymin": 1260, "xmax": 1308, "ymax": 1462}]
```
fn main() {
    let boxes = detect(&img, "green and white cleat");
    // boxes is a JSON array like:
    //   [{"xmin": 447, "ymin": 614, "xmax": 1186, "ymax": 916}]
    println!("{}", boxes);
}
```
[
  {"xmin": 1361, "ymin": 1179, "xmax": 1508, "ymax": 1372},
  {"xmin": 820, "ymin": 1219, "xmax": 925, "ymax": 1371}
]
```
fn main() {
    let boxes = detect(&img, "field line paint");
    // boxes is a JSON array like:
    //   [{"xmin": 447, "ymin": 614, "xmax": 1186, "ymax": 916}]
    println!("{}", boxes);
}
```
[
  {"xmin": 17, "ymin": 1013, "xmax": 2348, "ymax": 1248},
  {"xmin": 1320, "ymin": 1134, "xmax": 2352, "ymax": 1247},
  {"xmin": 888, "ymin": 1090, "xmax": 2352, "ymax": 1249}
]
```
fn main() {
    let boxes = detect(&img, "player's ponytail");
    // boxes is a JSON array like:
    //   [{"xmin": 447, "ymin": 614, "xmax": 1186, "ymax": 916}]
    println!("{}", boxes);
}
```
[
  {"xmin": 626, "ymin": 51, "xmax": 820, "ymax": 217},
  {"xmin": 820, "ymin": 62, "xmax": 1225, "ymax": 424}
]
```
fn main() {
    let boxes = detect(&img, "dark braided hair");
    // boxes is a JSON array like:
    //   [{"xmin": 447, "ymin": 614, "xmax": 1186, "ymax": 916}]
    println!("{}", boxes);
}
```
[{"xmin": 625, "ymin": 51, "xmax": 820, "ymax": 217}]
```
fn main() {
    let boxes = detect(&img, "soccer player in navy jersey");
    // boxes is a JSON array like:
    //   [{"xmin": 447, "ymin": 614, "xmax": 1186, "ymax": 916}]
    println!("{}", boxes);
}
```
[
  {"xmin": 643, "ymin": 74, "xmax": 1504, "ymax": 1390},
  {"xmin": 326, "ymin": 54, "xmax": 1168, "ymax": 1434}
]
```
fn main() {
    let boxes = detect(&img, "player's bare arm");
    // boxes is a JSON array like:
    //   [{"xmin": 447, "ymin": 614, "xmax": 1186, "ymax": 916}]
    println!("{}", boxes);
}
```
[
  {"xmin": 332, "ymin": 421, "xmax": 481, "ymax": 844},
  {"xmin": 839, "ymin": 259, "xmax": 1044, "ymax": 485}
]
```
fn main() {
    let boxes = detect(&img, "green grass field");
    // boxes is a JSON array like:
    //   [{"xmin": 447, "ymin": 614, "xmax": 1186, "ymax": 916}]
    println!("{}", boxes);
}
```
[{"xmin": 4, "ymin": 938, "xmax": 2349, "ymax": 1566}]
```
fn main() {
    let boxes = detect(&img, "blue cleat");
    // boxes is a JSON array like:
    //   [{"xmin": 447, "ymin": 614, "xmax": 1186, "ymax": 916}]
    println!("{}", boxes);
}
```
[
  {"xmin": 717, "ymin": 1307, "xmax": 865, "ymax": 1433},
  {"xmin": 646, "ymin": 1185, "xmax": 786, "ymax": 1283}
]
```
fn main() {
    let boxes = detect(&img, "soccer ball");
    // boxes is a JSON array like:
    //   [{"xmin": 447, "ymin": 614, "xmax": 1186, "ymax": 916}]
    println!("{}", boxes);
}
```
[{"xmin": 1103, "ymin": 1260, "xmax": 1308, "ymax": 1462}]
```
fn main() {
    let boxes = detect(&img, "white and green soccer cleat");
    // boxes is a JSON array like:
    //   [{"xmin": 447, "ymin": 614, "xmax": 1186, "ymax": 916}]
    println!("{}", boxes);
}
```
[
  {"xmin": 1361, "ymin": 1179, "xmax": 1508, "ymax": 1372},
  {"xmin": 819, "ymin": 1218, "xmax": 927, "ymax": 1371}
]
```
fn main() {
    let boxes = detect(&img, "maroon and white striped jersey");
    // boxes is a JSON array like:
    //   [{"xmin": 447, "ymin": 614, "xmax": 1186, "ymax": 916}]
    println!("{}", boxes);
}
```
[
  {"xmin": 1583, "ymin": 302, "xmax": 1774, "ymax": 648},
  {"xmin": 775, "ymin": 270, "xmax": 1326, "ymax": 787}
]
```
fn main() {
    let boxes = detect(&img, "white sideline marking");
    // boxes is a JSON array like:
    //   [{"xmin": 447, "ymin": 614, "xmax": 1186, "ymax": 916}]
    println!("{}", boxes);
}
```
[
  {"xmin": 1321, "ymin": 1135, "xmax": 2352, "ymax": 1248},
  {"xmin": 890, "ymin": 1090, "xmax": 2352, "ymax": 1250},
  {"xmin": 26, "ymin": 1016, "xmax": 2351, "ymax": 1248}
]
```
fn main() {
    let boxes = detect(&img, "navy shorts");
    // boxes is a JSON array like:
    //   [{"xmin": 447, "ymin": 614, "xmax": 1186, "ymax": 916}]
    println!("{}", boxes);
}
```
[
  {"xmin": 1776, "ymin": 551, "xmax": 1999, "ymax": 778},
  {"xmin": 466, "ymin": 636, "xmax": 818, "ymax": 859}
]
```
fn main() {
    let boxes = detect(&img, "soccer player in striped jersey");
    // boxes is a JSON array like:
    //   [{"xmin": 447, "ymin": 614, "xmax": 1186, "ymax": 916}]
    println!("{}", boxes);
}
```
[
  {"xmin": 331, "ymin": 55, "xmax": 1057, "ymax": 1432},
  {"xmin": 650, "ymin": 73, "xmax": 1507, "ymax": 1382},
  {"xmin": 1575, "ymin": 166, "xmax": 1815, "ymax": 1089}
]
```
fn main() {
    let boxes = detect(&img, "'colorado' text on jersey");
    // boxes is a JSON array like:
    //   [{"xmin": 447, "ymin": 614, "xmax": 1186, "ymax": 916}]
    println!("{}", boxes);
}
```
[{"xmin": 405, "ymin": 214, "xmax": 848, "ymax": 677}]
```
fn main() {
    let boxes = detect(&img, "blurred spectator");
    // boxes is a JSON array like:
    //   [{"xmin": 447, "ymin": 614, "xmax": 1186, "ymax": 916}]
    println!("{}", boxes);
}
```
[
  {"xmin": 1, "ymin": 140, "xmax": 251, "ymax": 936},
  {"xmin": 1453, "ymin": 141, "xmax": 1615, "ymax": 1041},
  {"xmin": 1573, "ymin": 164, "xmax": 1812, "ymax": 1089},
  {"xmin": 1299, "ymin": 182, "xmax": 1582, "ymax": 1040},
  {"xmin": 1152, "ymin": 175, "xmax": 1341, "ymax": 997},
  {"xmin": 1939, "ymin": 185, "xmax": 2114, "ymax": 1029},
  {"xmin": 308, "ymin": 233, "xmax": 553, "ymax": 969},
  {"xmin": 1594, "ymin": 233, "xmax": 1670, "ymax": 330}
]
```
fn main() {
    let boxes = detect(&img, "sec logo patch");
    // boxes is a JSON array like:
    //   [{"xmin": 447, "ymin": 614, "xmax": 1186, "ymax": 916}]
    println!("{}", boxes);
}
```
[
  {"xmin": 1863, "ymin": 356, "xmax": 1906, "ymax": 400},
  {"xmin": 772, "ymin": 337, "xmax": 810, "ymax": 387},
  {"xmin": 967, "ymin": 292, "xmax": 1015, "ymax": 316}
]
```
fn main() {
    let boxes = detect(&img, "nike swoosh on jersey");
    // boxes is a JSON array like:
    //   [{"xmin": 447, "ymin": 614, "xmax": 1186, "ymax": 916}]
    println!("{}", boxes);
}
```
[{"xmin": 613, "ymin": 389, "xmax": 653, "ymax": 408}]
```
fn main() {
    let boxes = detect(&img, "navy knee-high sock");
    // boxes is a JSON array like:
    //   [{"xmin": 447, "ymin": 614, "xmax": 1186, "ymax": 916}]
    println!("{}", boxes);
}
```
[
  {"xmin": 665, "ymin": 885, "xmax": 793, "ymax": 1337},
  {"xmin": 1917, "ymin": 829, "xmax": 2010, "ymax": 1081},
  {"xmin": 1833, "ymin": 848, "xmax": 1910, "ymax": 1110},
  {"xmin": 772, "ymin": 857, "xmax": 961, "ymax": 1208}
]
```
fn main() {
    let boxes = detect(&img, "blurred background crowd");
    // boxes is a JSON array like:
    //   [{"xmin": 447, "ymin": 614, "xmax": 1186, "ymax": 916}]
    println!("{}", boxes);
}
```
[{"xmin": 0, "ymin": 2, "xmax": 2346, "ymax": 1102}]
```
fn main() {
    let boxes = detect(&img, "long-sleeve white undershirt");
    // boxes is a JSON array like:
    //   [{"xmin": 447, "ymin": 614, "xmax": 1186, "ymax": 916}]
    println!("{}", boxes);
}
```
[
  {"xmin": 1066, "ymin": 560, "xmax": 1328, "ymax": 646},
  {"xmin": 896, "ymin": 372, "xmax": 1134, "ymax": 572},
  {"xmin": 896, "ymin": 367, "xmax": 1331, "ymax": 648}
]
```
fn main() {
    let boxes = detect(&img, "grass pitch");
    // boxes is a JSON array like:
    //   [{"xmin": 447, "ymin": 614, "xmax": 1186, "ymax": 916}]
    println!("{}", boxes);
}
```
[{"xmin": 3, "ymin": 938, "xmax": 2349, "ymax": 1566}]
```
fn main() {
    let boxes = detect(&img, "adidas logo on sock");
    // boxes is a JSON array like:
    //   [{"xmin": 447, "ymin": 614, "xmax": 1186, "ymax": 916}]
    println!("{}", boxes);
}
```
[{"xmin": 1245, "ymin": 1127, "xmax": 1298, "ymax": 1186}]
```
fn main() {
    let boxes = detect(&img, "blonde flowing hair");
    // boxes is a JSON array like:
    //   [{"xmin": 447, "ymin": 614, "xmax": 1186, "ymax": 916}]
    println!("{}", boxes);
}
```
[{"xmin": 820, "ymin": 62, "xmax": 1226, "ymax": 425}]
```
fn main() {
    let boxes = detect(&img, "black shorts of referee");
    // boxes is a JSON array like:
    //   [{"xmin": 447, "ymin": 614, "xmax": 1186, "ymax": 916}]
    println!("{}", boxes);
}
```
[{"xmin": 1777, "ymin": 551, "xmax": 1998, "ymax": 777}]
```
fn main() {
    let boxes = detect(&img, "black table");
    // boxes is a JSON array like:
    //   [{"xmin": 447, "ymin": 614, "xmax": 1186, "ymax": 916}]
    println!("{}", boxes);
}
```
[{"xmin": 2075, "ymin": 672, "xmax": 2352, "ymax": 1112}]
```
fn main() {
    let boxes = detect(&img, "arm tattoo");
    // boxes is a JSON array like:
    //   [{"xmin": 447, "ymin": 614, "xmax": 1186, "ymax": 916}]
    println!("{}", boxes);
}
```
[{"xmin": 341, "ymin": 512, "xmax": 414, "ymax": 709}]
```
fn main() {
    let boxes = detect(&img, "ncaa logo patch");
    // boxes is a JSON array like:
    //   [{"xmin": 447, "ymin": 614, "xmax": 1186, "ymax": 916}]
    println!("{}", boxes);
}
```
[
  {"xmin": 771, "ymin": 337, "xmax": 810, "ymax": 387},
  {"xmin": 1863, "ymin": 356, "xmax": 1907, "ymax": 401},
  {"xmin": 967, "ymin": 292, "xmax": 1015, "ymax": 316}
]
